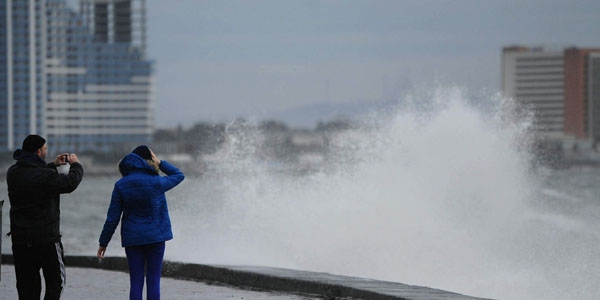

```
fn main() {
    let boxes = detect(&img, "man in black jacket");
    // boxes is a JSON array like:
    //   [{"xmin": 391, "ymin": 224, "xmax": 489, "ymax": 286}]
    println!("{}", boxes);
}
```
[{"xmin": 6, "ymin": 135, "xmax": 84, "ymax": 300}]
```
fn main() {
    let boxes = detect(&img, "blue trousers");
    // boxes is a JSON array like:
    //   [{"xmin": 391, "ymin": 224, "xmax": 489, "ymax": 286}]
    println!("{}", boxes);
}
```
[{"xmin": 125, "ymin": 242, "xmax": 165, "ymax": 300}]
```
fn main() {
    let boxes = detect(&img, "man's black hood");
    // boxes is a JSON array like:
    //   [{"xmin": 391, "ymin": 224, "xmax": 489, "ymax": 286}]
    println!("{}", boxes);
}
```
[{"xmin": 12, "ymin": 148, "xmax": 46, "ymax": 166}]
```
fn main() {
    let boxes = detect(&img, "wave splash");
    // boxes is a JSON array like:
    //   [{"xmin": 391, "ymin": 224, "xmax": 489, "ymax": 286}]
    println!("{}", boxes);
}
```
[{"xmin": 169, "ymin": 86, "xmax": 600, "ymax": 300}]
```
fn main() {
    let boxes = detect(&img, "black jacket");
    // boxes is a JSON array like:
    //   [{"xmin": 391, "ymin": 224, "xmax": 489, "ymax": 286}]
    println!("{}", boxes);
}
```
[{"xmin": 6, "ymin": 150, "xmax": 84, "ymax": 244}]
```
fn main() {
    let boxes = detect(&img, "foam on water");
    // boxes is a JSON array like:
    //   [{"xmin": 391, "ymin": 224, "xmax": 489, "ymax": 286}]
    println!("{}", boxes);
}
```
[{"xmin": 167, "ymin": 87, "xmax": 600, "ymax": 300}]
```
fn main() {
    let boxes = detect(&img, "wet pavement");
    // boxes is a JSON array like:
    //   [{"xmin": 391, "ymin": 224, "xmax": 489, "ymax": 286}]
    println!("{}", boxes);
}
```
[
  {"xmin": 1, "ymin": 255, "xmax": 495, "ymax": 300},
  {"xmin": 1, "ymin": 264, "xmax": 318, "ymax": 300}
]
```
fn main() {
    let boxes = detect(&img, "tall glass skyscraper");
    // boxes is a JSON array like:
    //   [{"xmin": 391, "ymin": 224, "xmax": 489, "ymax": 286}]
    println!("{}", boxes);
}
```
[{"xmin": 1, "ymin": 0, "xmax": 153, "ymax": 153}]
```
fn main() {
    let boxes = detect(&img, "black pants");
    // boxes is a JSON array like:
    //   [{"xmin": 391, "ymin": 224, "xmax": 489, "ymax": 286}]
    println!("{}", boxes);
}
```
[{"xmin": 12, "ymin": 241, "xmax": 66, "ymax": 300}]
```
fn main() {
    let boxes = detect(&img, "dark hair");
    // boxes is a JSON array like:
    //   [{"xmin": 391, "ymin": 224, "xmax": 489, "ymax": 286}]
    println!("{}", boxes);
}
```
[{"xmin": 132, "ymin": 145, "xmax": 152, "ymax": 160}]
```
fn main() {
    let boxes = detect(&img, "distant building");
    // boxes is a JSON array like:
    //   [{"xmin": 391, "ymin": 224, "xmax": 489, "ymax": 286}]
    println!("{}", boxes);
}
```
[
  {"xmin": 502, "ymin": 46, "xmax": 600, "ymax": 144},
  {"xmin": 0, "ymin": 0, "xmax": 153, "ymax": 153}
]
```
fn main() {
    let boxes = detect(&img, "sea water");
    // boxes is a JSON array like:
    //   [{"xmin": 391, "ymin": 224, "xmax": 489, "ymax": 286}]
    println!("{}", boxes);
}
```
[{"xmin": 2, "ymin": 87, "xmax": 600, "ymax": 300}]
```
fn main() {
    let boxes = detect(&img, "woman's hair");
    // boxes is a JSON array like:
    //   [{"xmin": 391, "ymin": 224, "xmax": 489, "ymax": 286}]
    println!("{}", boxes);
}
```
[{"xmin": 147, "ymin": 159, "xmax": 160, "ymax": 173}]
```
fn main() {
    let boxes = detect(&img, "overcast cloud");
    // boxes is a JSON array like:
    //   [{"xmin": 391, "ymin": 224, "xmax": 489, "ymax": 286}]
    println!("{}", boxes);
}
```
[{"xmin": 145, "ymin": 0, "xmax": 600, "ymax": 128}]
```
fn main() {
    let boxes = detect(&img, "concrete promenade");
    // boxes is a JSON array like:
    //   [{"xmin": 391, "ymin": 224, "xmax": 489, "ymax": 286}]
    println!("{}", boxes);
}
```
[{"xmin": 1, "ymin": 254, "xmax": 495, "ymax": 300}]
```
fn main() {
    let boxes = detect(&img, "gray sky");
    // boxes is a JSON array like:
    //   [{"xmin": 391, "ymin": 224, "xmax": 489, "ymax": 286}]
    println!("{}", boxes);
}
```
[{"xmin": 146, "ymin": 0, "xmax": 600, "ymax": 128}]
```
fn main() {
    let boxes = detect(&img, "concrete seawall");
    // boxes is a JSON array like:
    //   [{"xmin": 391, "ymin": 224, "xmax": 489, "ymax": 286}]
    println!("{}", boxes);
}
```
[{"xmin": 1, "ymin": 254, "xmax": 495, "ymax": 300}]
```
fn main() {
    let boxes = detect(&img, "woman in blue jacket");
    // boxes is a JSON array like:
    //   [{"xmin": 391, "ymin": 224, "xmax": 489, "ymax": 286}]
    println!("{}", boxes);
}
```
[{"xmin": 97, "ymin": 145, "xmax": 184, "ymax": 300}]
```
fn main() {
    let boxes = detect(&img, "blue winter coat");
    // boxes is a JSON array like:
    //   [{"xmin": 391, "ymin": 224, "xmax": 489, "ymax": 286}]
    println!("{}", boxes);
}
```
[{"xmin": 99, "ymin": 153, "xmax": 185, "ymax": 248}]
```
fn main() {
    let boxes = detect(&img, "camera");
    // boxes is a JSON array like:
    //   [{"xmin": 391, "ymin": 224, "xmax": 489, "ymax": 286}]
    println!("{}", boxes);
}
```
[{"xmin": 64, "ymin": 154, "xmax": 69, "ymax": 163}]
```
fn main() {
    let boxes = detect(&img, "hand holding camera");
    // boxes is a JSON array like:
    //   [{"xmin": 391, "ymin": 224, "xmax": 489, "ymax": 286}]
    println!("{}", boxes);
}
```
[{"xmin": 54, "ymin": 153, "xmax": 80, "ymax": 166}]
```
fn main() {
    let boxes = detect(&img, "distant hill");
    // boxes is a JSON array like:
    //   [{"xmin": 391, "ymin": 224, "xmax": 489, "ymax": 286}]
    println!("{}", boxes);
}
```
[{"xmin": 265, "ymin": 100, "xmax": 396, "ymax": 128}]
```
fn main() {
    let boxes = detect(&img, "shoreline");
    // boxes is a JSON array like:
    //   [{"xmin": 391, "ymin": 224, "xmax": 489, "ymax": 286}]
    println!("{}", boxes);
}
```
[{"xmin": 1, "ymin": 254, "xmax": 494, "ymax": 300}]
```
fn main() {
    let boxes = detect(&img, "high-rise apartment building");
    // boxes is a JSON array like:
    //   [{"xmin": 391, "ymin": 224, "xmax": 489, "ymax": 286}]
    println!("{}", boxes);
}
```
[
  {"xmin": 588, "ymin": 52, "xmax": 600, "ymax": 142},
  {"xmin": 501, "ymin": 46, "xmax": 565, "ymax": 139},
  {"xmin": 502, "ymin": 46, "xmax": 600, "ymax": 143},
  {"xmin": 1, "ymin": 0, "xmax": 152, "ymax": 153}
]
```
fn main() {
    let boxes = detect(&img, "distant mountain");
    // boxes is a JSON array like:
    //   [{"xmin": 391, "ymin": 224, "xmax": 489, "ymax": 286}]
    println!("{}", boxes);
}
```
[{"xmin": 265, "ymin": 100, "xmax": 396, "ymax": 128}]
